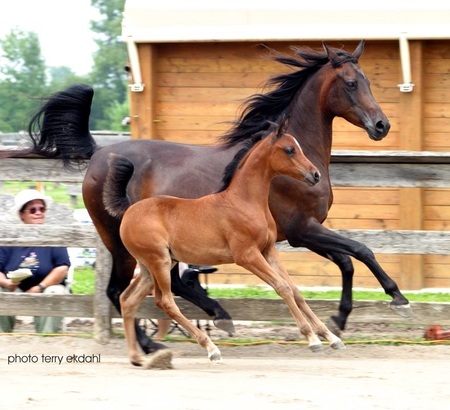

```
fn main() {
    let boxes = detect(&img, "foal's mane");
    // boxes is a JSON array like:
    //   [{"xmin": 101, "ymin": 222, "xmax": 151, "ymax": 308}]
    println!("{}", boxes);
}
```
[
  {"xmin": 220, "ymin": 44, "xmax": 358, "ymax": 147},
  {"xmin": 217, "ymin": 120, "xmax": 286, "ymax": 193}
]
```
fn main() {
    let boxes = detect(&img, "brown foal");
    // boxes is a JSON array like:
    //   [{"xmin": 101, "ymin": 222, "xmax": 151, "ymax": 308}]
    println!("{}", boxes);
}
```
[{"xmin": 103, "ymin": 121, "xmax": 345, "ymax": 366}]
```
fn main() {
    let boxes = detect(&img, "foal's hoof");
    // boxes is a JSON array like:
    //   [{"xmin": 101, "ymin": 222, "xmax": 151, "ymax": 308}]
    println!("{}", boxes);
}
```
[
  {"xmin": 330, "ymin": 340, "xmax": 346, "ymax": 350},
  {"xmin": 309, "ymin": 343, "xmax": 323, "ymax": 353},
  {"xmin": 208, "ymin": 348, "xmax": 223, "ymax": 363},
  {"xmin": 143, "ymin": 349, "xmax": 174, "ymax": 370},
  {"xmin": 214, "ymin": 318, "xmax": 236, "ymax": 336},
  {"xmin": 389, "ymin": 303, "xmax": 413, "ymax": 318}
]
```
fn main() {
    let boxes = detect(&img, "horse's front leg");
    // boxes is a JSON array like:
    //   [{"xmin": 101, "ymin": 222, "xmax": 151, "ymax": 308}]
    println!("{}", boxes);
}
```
[
  {"xmin": 288, "ymin": 222, "xmax": 412, "ymax": 328},
  {"xmin": 311, "ymin": 250, "xmax": 354, "ymax": 334}
]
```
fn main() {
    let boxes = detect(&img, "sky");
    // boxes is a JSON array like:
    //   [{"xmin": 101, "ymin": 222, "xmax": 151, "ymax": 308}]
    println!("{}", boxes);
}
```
[
  {"xmin": 0, "ymin": 0, "xmax": 100, "ymax": 75},
  {"xmin": 0, "ymin": 0, "xmax": 448, "ymax": 76}
]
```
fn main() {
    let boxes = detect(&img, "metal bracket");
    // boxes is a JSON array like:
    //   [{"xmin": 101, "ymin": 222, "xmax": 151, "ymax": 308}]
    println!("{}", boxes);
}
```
[
  {"xmin": 126, "ymin": 38, "xmax": 145, "ymax": 93},
  {"xmin": 397, "ymin": 34, "xmax": 414, "ymax": 93}
]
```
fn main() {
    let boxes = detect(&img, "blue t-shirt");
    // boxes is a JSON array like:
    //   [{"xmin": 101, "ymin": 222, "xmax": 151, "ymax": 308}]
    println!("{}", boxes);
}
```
[{"xmin": 0, "ymin": 247, "xmax": 70, "ymax": 291}]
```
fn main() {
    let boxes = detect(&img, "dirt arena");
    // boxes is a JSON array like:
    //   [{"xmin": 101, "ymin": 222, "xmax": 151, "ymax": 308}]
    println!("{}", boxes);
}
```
[{"xmin": 1, "ymin": 320, "xmax": 449, "ymax": 409}]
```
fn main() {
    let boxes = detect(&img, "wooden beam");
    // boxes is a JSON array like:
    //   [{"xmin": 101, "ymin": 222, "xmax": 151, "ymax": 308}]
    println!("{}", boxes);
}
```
[
  {"xmin": 0, "ymin": 293, "xmax": 448, "ymax": 325},
  {"xmin": 399, "ymin": 40, "xmax": 425, "ymax": 290}
]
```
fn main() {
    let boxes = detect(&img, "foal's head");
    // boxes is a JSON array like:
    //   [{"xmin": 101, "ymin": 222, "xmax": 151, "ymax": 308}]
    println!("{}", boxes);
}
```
[
  {"xmin": 267, "ymin": 119, "xmax": 321, "ymax": 186},
  {"xmin": 218, "ymin": 118, "xmax": 320, "ymax": 192}
]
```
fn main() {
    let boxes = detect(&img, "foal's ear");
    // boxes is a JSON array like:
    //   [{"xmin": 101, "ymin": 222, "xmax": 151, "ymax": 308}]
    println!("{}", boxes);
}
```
[
  {"xmin": 352, "ymin": 40, "xmax": 365, "ymax": 60},
  {"xmin": 274, "ymin": 115, "xmax": 289, "ymax": 140}
]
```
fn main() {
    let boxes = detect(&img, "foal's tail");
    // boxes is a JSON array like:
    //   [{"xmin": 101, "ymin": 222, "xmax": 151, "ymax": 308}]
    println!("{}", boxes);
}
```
[
  {"xmin": 103, "ymin": 153, "xmax": 135, "ymax": 219},
  {"xmin": 0, "ymin": 83, "xmax": 98, "ymax": 170}
]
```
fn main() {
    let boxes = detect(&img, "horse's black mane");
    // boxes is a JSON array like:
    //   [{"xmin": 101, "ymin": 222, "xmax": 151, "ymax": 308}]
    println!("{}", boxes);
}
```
[
  {"xmin": 216, "ymin": 130, "xmax": 268, "ymax": 193},
  {"xmin": 220, "ymin": 45, "xmax": 357, "ymax": 146}
]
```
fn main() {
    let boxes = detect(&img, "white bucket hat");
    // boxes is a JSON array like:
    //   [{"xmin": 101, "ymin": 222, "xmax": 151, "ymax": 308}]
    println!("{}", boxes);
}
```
[{"xmin": 11, "ymin": 189, "xmax": 47, "ymax": 217}]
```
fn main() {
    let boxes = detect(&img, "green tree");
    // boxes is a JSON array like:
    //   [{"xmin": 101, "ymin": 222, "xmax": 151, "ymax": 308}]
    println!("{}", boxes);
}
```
[
  {"xmin": 0, "ymin": 29, "xmax": 48, "ymax": 132},
  {"xmin": 89, "ymin": 0, "xmax": 128, "ymax": 130}
]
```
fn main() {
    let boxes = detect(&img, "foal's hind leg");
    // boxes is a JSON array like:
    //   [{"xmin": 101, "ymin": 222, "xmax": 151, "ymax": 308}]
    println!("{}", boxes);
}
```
[
  {"xmin": 266, "ymin": 249, "xmax": 344, "ymax": 350},
  {"xmin": 148, "ymin": 258, "xmax": 223, "ymax": 363},
  {"xmin": 120, "ymin": 270, "xmax": 158, "ymax": 366}
]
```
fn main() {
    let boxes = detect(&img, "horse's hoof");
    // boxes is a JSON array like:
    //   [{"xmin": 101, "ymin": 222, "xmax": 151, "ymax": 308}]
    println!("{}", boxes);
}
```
[
  {"xmin": 143, "ymin": 349, "xmax": 174, "ymax": 370},
  {"xmin": 131, "ymin": 359, "xmax": 143, "ymax": 367},
  {"xmin": 330, "ymin": 340, "xmax": 346, "ymax": 350},
  {"xmin": 327, "ymin": 317, "xmax": 343, "ymax": 337},
  {"xmin": 389, "ymin": 303, "xmax": 413, "ymax": 318},
  {"xmin": 213, "ymin": 318, "xmax": 236, "ymax": 336},
  {"xmin": 309, "ymin": 343, "xmax": 323, "ymax": 353},
  {"xmin": 143, "ymin": 340, "xmax": 168, "ymax": 355}
]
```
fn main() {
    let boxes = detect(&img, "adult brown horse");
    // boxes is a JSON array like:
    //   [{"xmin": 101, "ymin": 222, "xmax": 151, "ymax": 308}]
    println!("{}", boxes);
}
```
[
  {"xmin": 4, "ymin": 40, "xmax": 411, "ymax": 357},
  {"xmin": 103, "ymin": 120, "xmax": 344, "ymax": 367}
]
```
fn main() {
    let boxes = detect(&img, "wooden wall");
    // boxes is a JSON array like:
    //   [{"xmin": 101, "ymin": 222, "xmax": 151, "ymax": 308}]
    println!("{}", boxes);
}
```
[{"xmin": 128, "ymin": 39, "xmax": 450, "ymax": 290}]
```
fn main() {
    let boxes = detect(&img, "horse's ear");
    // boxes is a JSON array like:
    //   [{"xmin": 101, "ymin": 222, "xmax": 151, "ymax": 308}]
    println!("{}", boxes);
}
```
[
  {"xmin": 323, "ymin": 41, "xmax": 339, "ymax": 63},
  {"xmin": 352, "ymin": 40, "xmax": 365, "ymax": 60}
]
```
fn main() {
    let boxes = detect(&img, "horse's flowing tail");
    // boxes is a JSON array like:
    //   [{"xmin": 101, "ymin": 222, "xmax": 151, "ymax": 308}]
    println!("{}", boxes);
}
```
[
  {"xmin": 103, "ymin": 153, "xmax": 135, "ymax": 219},
  {"xmin": 0, "ymin": 83, "xmax": 98, "ymax": 169}
]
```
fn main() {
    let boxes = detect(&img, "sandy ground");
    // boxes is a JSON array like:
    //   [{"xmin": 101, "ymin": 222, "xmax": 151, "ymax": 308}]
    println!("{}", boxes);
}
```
[{"xmin": 1, "ymin": 319, "xmax": 449, "ymax": 410}]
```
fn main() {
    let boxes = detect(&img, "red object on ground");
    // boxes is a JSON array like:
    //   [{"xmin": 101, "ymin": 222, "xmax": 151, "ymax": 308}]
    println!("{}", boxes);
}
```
[{"xmin": 424, "ymin": 325, "xmax": 450, "ymax": 340}]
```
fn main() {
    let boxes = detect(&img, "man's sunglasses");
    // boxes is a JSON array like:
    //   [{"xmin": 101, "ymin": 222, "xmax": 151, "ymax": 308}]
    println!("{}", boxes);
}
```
[{"xmin": 24, "ymin": 206, "xmax": 46, "ymax": 214}]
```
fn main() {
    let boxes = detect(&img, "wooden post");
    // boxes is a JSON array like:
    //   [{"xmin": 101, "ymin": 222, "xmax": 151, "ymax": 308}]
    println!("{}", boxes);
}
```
[
  {"xmin": 129, "ymin": 43, "xmax": 159, "ymax": 140},
  {"xmin": 94, "ymin": 240, "xmax": 112, "ymax": 344},
  {"xmin": 399, "ymin": 40, "xmax": 424, "ymax": 290}
]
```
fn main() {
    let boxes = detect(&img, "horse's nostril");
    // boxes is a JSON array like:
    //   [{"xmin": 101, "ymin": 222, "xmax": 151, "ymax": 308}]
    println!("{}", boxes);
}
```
[
  {"xmin": 376, "ymin": 120, "xmax": 391, "ymax": 133},
  {"xmin": 314, "ymin": 171, "xmax": 321, "ymax": 181}
]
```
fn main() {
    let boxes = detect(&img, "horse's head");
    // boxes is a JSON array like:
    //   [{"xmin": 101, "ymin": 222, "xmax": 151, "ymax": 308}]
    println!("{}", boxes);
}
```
[
  {"xmin": 269, "ymin": 119, "xmax": 321, "ymax": 186},
  {"xmin": 320, "ymin": 40, "xmax": 390, "ymax": 141}
]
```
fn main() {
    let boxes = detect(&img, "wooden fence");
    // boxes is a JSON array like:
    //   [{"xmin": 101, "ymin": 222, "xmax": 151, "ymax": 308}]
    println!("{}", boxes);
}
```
[{"xmin": 1, "ymin": 151, "xmax": 450, "ymax": 343}]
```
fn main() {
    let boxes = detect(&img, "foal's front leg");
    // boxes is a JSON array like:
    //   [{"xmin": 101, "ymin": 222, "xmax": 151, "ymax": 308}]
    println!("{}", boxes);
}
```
[
  {"xmin": 235, "ymin": 247, "xmax": 323, "ymax": 352},
  {"xmin": 266, "ymin": 248, "xmax": 345, "ymax": 350}
]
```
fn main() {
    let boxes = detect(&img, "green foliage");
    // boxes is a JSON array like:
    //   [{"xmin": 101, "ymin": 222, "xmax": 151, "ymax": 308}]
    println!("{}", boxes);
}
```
[
  {"xmin": 0, "ymin": 29, "xmax": 48, "ymax": 132},
  {"xmin": 88, "ymin": 0, "xmax": 128, "ymax": 130},
  {"xmin": 0, "ymin": 1, "xmax": 128, "ymax": 133}
]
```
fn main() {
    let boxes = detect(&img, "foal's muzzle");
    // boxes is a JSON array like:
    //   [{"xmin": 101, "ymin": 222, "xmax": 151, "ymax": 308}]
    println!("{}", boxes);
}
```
[{"xmin": 306, "ymin": 170, "xmax": 321, "ymax": 186}]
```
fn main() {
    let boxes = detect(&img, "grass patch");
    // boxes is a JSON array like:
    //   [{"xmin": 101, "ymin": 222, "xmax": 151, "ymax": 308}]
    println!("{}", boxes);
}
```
[
  {"xmin": 72, "ymin": 266, "xmax": 96, "ymax": 294},
  {"xmin": 0, "ymin": 181, "xmax": 84, "ymax": 209},
  {"xmin": 71, "ymin": 273, "xmax": 450, "ymax": 302}
]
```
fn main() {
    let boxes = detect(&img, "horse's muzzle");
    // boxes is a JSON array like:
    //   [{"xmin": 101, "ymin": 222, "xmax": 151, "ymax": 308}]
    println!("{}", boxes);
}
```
[{"xmin": 367, "ymin": 119, "xmax": 391, "ymax": 141}]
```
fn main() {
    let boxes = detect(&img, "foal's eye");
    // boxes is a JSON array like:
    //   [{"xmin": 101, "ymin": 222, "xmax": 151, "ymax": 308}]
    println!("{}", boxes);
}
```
[
  {"xmin": 284, "ymin": 147, "xmax": 295, "ymax": 156},
  {"xmin": 346, "ymin": 80, "xmax": 357, "ymax": 90}
]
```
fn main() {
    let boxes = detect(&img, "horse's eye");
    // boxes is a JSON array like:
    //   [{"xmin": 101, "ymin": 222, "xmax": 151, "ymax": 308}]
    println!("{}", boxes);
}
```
[
  {"xmin": 346, "ymin": 80, "xmax": 357, "ymax": 90},
  {"xmin": 284, "ymin": 147, "xmax": 295, "ymax": 156}
]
